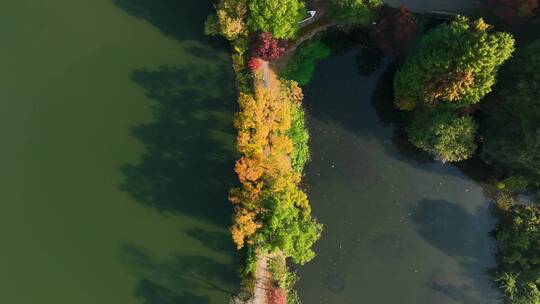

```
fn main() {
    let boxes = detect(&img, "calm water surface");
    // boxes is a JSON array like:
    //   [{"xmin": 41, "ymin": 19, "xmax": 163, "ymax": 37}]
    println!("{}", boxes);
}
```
[
  {"xmin": 0, "ymin": 1, "xmax": 236, "ymax": 303},
  {"xmin": 297, "ymin": 52, "xmax": 501, "ymax": 304}
]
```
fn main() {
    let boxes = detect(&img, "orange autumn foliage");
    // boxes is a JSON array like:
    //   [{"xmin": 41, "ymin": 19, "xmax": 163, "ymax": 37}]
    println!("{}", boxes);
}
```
[
  {"xmin": 424, "ymin": 70, "xmax": 475, "ymax": 104},
  {"xmin": 230, "ymin": 78, "xmax": 306, "ymax": 249},
  {"xmin": 235, "ymin": 154, "xmax": 265, "ymax": 183},
  {"xmin": 231, "ymin": 206, "xmax": 262, "ymax": 249}
]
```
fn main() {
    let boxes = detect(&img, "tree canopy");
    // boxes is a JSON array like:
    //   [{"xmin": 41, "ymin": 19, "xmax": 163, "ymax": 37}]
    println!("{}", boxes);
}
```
[
  {"xmin": 250, "ymin": 32, "xmax": 287, "ymax": 62},
  {"xmin": 205, "ymin": 0, "xmax": 248, "ymax": 40},
  {"xmin": 493, "ymin": 194, "xmax": 540, "ymax": 304},
  {"xmin": 394, "ymin": 16, "xmax": 515, "ymax": 110},
  {"xmin": 407, "ymin": 109, "xmax": 478, "ymax": 162},
  {"xmin": 482, "ymin": 40, "xmax": 540, "ymax": 185},
  {"xmin": 370, "ymin": 5, "xmax": 417, "ymax": 57},
  {"xmin": 247, "ymin": 0, "xmax": 305, "ymax": 39},
  {"xmin": 324, "ymin": 0, "xmax": 382, "ymax": 25}
]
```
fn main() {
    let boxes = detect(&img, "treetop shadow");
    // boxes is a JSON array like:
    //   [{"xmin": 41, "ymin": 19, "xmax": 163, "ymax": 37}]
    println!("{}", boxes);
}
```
[
  {"xmin": 113, "ymin": 0, "xmax": 213, "ymax": 42},
  {"xmin": 409, "ymin": 199, "xmax": 500, "ymax": 302},
  {"xmin": 120, "ymin": 65, "xmax": 237, "ymax": 226},
  {"xmin": 120, "ymin": 244, "xmax": 236, "ymax": 304}
]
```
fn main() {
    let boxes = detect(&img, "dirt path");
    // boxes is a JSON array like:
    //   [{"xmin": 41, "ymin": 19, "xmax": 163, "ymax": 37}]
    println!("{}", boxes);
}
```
[
  {"xmin": 256, "ymin": 60, "xmax": 279, "ymax": 92},
  {"xmin": 252, "ymin": 254, "xmax": 269, "ymax": 304},
  {"xmin": 252, "ymin": 251, "xmax": 285, "ymax": 304}
]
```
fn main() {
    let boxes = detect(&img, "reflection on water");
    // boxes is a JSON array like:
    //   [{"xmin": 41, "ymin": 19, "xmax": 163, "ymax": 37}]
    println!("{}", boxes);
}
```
[{"xmin": 297, "ymin": 51, "xmax": 501, "ymax": 304}]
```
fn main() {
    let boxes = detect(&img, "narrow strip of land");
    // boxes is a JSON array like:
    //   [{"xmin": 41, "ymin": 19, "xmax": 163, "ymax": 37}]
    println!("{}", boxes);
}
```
[{"xmin": 250, "ymin": 63, "xmax": 284, "ymax": 304}]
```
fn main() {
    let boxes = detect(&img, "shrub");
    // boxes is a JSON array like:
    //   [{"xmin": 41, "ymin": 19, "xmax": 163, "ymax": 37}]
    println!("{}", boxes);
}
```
[
  {"xmin": 283, "ymin": 39, "xmax": 331, "ymax": 85},
  {"xmin": 287, "ymin": 105, "xmax": 310, "ymax": 172},
  {"xmin": 248, "ymin": 57, "xmax": 263, "ymax": 72},
  {"xmin": 496, "ymin": 176, "xmax": 530, "ymax": 193}
]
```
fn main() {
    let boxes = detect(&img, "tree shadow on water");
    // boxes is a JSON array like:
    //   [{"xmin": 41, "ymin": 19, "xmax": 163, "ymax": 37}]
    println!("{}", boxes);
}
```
[
  {"xmin": 369, "ymin": 61, "xmax": 434, "ymax": 165},
  {"xmin": 409, "ymin": 199, "xmax": 500, "ymax": 303},
  {"xmin": 113, "ymin": 0, "xmax": 213, "ymax": 42},
  {"xmin": 120, "ymin": 64, "xmax": 237, "ymax": 226},
  {"xmin": 185, "ymin": 228, "xmax": 233, "ymax": 253},
  {"xmin": 120, "ymin": 244, "xmax": 236, "ymax": 304},
  {"xmin": 410, "ymin": 200, "xmax": 491, "ymax": 258},
  {"xmin": 304, "ymin": 51, "xmax": 434, "ymax": 167}
]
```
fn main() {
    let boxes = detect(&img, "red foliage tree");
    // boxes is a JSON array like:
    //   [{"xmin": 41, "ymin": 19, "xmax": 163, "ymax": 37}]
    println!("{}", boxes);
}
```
[
  {"xmin": 248, "ymin": 57, "xmax": 263, "ymax": 72},
  {"xmin": 488, "ymin": 0, "xmax": 538, "ymax": 22},
  {"xmin": 370, "ymin": 5, "xmax": 417, "ymax": 57},
  {"xmin": 250, "ymin": 32, "xmax": 287, "ymax": 62}
]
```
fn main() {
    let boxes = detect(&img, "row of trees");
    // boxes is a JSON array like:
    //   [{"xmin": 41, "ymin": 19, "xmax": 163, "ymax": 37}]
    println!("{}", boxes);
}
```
[
  {"xmin": 207, "ymin": 1, "xmax": 323, "ymax": 303},
  {"xmin": 230, "ymin": 79, "xmax": 321, "ymax": 265},
  {"xmin": 206, "ymin": 0, "xmax": 310, "ymax": 40}
]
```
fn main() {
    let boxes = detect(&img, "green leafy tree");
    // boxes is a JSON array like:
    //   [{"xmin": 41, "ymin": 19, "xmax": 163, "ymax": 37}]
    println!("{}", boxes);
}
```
[
  {"xmin": 247, "ymin": 0, "xmax": 305, "ymax": 39},
  {"xmin": 482, "ymin": 40, "xmax": 540, "ymax": 186},
  {"xmin": 324, "ymin": 0, "xmax": 381, "ymax": 24},
  {"xmin": 287, "ymin": 105, "xmax": 310, "ymax": 173},
  {"xmin": 283, "ymin": 39, "xmax": 331, "ymax": 85},
  {"xmin": 394, "ymin": 16, "xmax": 515, "ymax": 110},
  {"xmin": 493, "ymin": 195, "xmax": 540, "ymax": 304},
  {"xmin": 407, "ymin": 109, "xmax": 478, "ymax": 162},
  {"xmin": 257, "ymin": 191, "xmax": 322, "ymax": 265}
]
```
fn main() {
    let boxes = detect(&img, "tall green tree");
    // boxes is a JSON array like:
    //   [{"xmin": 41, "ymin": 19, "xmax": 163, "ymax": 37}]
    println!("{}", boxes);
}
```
[
  {"xmin": 247, "ymin": 0, "xmax": 305, "ymax": 39},
  {"xmin": 482, "ymin": 40, "xmax": 540, "ymax": 185},
  {"xmin": 257, "ymin": 190, "xmax": 322, "ymax": 265},
  {"xmin": 324, "ymin": 0, "xmax": 381, "ymax": 25},
  {"xmin": 394, "ymin": 16, "xmax": 515, "ymax": 110},
  {"xmin": 407, "ymin": 109, "xmax": 478, "ymax": 162}
]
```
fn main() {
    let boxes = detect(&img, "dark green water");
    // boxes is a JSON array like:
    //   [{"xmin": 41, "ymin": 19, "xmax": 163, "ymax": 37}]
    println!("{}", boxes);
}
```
[
  {"xmin": 297, "ymin": 52, "xmax": 502, "ymax": 304},
  {"xmin": 0, "ymin": 1, "xmax": 237, "ymax": 303}
]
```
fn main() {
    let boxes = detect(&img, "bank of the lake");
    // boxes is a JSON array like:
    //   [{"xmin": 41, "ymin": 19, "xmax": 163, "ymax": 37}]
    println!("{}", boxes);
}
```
[
  {"xmin": 297, "ymin": 51, "xmax": 502, "ymax": 304},
  {"xmin": 0, "ymin": 1, "xmax": 237, "ymax": 303}
]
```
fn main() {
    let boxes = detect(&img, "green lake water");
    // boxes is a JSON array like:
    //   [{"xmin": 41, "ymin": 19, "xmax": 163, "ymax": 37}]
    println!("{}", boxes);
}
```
[
  {"xmin": 0, "ymin": 1, "xmax": 237, "ymax": 303},
  {"xmin": 297, "ymin": 52, "xmax": 501, "ymax": 303}
]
